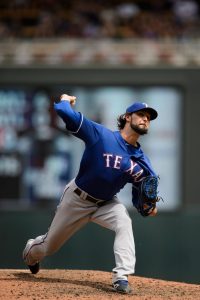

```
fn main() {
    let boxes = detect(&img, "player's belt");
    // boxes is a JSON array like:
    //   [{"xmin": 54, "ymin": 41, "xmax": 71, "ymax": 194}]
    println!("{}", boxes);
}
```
[{"xmin": 74, "ymin": 188, "xmax": 106, "ymax": 207}]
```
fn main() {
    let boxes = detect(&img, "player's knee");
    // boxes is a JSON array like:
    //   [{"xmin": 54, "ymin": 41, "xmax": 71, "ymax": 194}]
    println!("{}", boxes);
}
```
[{"xmin": 115, "ymin": 215, "xmax": 132, "ymax": 232}]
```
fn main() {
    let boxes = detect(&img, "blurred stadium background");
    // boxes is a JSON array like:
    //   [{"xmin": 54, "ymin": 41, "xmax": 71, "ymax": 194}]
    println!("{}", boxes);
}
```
[{"xmin": 0, "ymin": 0, "xmax": 199, "ymax": 284}]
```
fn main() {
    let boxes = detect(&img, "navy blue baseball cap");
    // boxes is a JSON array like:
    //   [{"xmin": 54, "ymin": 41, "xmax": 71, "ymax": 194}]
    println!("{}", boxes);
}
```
[{"xmin": 126, "ymin": 102, "xmax": 158, "ymax": 120}]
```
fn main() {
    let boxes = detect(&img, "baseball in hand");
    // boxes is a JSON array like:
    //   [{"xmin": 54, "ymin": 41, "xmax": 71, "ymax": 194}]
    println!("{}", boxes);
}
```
[{"xmin": 60, "ymin": 94, "xmax": 76, "ymax": 106}]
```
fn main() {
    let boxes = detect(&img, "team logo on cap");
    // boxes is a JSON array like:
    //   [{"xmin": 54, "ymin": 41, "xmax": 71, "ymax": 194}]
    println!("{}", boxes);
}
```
[{"xmin": 142, "ymin": 103, "xmax": 148, "ymax": 107}]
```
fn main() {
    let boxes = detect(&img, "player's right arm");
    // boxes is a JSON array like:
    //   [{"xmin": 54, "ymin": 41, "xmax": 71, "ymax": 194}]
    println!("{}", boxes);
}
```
[
  {"xmin": 54, "ymin": 94, "xmax": 81, "ymax": 131},
  {"xmin": 54, "ymin": 94, "xmax": 101, "ymax": 145},
  {"xmin": 60, "ymin": 94, "xmax": 76, "ymax": 106}
]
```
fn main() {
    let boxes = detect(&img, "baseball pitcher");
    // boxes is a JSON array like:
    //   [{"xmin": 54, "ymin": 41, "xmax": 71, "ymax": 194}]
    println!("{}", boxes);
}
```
[{"xmin": 23, "ymin": 94, "xmax": 161, "ymax": 294}]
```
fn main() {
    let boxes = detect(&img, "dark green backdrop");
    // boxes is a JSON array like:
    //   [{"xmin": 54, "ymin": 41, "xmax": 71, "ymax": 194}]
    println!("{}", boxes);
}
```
[{"xmin": 0, "ymin": 210, "xmax": 199, "ymax": 284}]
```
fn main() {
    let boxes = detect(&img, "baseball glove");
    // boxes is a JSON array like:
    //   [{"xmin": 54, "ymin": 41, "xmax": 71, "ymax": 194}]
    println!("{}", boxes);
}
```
[{"xmin": 138, "ymin": 175, "xmax": 162, "ymax": 217}]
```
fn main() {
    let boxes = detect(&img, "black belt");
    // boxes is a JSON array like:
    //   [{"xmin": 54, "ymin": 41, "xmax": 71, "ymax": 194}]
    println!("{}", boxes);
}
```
[{"xmin": 74, "ymin": 188, "xmax": 106, "ymax": 207}]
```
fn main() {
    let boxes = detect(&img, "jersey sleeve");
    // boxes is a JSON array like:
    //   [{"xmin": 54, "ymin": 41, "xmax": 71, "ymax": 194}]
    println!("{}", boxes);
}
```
[
  {"xmin": 54, "ymin": 100, "xmax": 102, "ymax": 146},
  {"xmin": 73, "ymin": 117, "xmax": 103, "ymax": 146},
  {"xmin": 54, "ymin": 100, "xmax": 82, "ymax": 130},
  {"xmin": 139, "ymin": 153, "xmax": 157, "ymax": 177}
]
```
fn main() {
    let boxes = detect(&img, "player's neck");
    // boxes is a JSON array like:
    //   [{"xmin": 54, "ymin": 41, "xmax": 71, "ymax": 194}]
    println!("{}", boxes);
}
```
[{"xmin": 120, "ymin": 128, "xmax": 139, "ymax": 147}]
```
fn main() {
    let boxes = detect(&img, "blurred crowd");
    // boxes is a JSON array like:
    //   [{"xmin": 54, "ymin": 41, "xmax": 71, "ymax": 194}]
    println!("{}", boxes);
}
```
[{"xmin": 0, "ymin": 0, "xmax": 200, "ymax": 39}]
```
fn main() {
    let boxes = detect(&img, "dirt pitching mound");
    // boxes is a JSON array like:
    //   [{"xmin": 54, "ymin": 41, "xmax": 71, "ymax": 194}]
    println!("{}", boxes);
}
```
[{"xmin": 0, "ymin": 269, "xmax": 199, "ymax": 300}]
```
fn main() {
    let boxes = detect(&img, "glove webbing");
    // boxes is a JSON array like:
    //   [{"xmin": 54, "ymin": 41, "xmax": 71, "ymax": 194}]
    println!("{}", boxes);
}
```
[{"xmin": 139, "ymin": 176, "xmax": 162, "ymax": 217}]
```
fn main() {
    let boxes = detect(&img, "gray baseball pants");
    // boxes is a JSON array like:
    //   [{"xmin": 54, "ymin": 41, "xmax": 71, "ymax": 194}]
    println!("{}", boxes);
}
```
[{"xmin": 23, "ymin": 179, "xmax": 136, "ymax": 282}]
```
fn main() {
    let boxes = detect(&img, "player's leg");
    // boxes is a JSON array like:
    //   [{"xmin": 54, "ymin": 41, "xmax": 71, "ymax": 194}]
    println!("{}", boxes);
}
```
[
  {"xmin": 91, "ymin": 197, "xmax": 135, "ymax": 292},
  {"xmin": 23, "ymin": 180, "xmax": 96, "ymax": 268}
]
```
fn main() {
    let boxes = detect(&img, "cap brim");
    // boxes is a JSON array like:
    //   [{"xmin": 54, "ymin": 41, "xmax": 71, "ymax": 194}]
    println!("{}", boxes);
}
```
[{"xmin": 139, "ymin": 107, "xmax": 158, "ymax": 120}]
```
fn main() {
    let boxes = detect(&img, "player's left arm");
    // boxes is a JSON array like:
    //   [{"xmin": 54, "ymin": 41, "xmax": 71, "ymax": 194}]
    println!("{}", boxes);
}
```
[
  {"xmin": 132, "ymin": 184, "xmax": 158, "ymax": 217},
  {"xmin": 136, "ymin": 154, "xmax": 161, "ymax": 216},
  {"xmin": 131, "ymin": 157, "xmax": 161, "ymax": 217}
]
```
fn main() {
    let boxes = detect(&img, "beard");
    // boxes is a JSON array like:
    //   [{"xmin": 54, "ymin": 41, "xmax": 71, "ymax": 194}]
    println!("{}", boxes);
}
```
[{"xmin": 130, "ymin": 123, "xmax": 148, "ymax": 135}]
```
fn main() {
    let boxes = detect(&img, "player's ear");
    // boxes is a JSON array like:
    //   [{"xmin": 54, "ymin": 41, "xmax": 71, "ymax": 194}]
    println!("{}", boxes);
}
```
[{"xmin": 125, "ymin": 113, "xmax": 132, "ymax": 122}]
